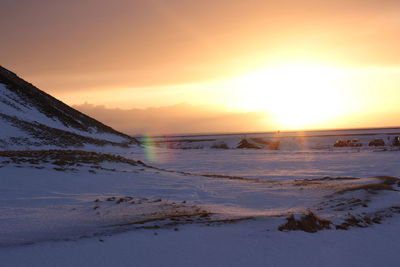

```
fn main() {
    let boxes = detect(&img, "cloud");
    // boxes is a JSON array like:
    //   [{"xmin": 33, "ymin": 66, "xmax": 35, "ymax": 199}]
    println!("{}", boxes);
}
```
[
  {"xmin": 73, "ymin": 102, "xmax": 276, "ymax": 135},
  {"xmin": 4, "ymin": 0, "xmax": 400, "ymax": 95}
]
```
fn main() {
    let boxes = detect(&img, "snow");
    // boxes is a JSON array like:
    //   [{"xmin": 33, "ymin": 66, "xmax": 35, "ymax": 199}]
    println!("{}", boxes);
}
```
[
  {"xmin": 2, "ymin": 219, "xmax": 400, "ymax": 267},
  {"xmin": 0, "ymin": 118, "xmax": 27, "ymax": 139},
  {"xmin": 1, "ymin": 129, "xmax": 400, "ymax": 266},
  {"xmin": 128, "ymin": 148, "xmax": 400, "ymax": 180}
]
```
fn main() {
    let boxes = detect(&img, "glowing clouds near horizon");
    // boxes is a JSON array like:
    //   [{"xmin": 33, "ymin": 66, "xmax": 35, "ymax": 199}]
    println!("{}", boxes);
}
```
[
  {"xmin": 68, "ymin": 63, "xmax": 400, "ymax": 134},
  {"xmin": 226, "ymin": 62, "xmax": 355, "ymax": 129}
]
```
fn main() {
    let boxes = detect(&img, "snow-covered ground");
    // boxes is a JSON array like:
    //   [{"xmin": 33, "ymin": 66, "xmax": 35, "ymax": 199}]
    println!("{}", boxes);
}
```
[
  {"xmin": 3, "ymin": 218, "xmax": 400, "ymax": 267},
  {"xmin": 1, "ymin": 129, "xmax": 400, "ymax": 266}
]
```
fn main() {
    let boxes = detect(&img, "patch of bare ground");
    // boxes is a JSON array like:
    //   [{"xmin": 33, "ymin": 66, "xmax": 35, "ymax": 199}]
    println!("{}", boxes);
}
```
[
  {"xmin": 115, "ymin": 210, "xmax": 254, "ymax": 229},
  {"xmin": 93, "ymin": 196, "xmax": 214, "ymax": 228},
  {"xmin": 199, "ymin": 174, "xmax": 268, "ymax": 183},
  {"xmin": 211, "ymin": 142, "xmax": 229, "ymax": 149},
  {"xmin": 293, "ymin": 176, "xmax": 360, "ymax": 187},
  {"xmin": 335, "ymin": 183, "xmax": 395, "ymax": 194},
  {"xmin": 142, "ymin": 138, "xmax": 216, "ymax": 145},
  {"xmin": 319, "ymin": 197, "xmax": 370, "ymax": 212},
  {"xmin": 115, "ymin": 211, "xmax": 212, "ymax": 227},
  {"xmin": 236, "ymin": 139, "xmax": 261, "ymax": 149},
  {"xmin": 375, "ymin": 176, "xmax": 400, "ymax": 186},
  {"xmin": 336, "ymin": 206, "xmax": 400, "ymax": 230},
  {"xmin": 278, "ymin": 212, "xmax": 332, "ymax": 233},
  {"xmin": 94, "ymin": 196, "xmax": 255, "ymax": 231},
  {"xmin": 320, "ymin": 177, "xmax": 400, "ymax": 212},
  {"xmin": 293, "ymin": 180, "xmax": 322, "ymax": 186},
  {"xmin": 0, "ymin": 150, "xmax": 145, "ymax": 171},
  {"xmin": 305, "ymin": 176, "xmax": 360, "ymax": 181},
  {"xmin": 149, "ymin": 166, "xmax": 280, "ymax": 184},
  {"xmin": 277, "ymin": 207, "xmax": 400, "ymax": 233}
]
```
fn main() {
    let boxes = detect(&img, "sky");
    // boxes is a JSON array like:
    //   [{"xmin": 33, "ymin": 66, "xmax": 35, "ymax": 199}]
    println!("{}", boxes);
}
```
[{"xmin": 1, "ymin": 0, "xmax": 399, "ymax": 134}]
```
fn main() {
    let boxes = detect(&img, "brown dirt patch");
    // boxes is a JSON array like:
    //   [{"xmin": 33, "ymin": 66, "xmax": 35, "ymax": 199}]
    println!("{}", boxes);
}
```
[
  {"xmin": 335, "ymin": 183, "xmax": 394, "ymax": 194},
  {"xmin": 278, "ymin": 212, "xmax": 331, "ymax": 233}
]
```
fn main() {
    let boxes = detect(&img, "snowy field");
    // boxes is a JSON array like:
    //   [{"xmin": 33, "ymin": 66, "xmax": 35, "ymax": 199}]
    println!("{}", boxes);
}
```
[{"xmin": 1, "ymin": 129, "xmax": 400, "ymax": 266}]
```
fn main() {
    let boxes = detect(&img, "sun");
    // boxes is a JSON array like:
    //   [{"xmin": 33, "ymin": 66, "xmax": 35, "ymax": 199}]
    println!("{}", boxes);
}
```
[{"xmin": 228, "ymin": 62, "xmax": 350, "ymax": 129}]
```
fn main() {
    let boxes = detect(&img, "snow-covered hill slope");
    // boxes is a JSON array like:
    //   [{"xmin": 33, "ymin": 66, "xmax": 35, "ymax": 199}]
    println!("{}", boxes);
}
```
[{"xmin": 0, "ymin": 66, "xmax": 138, "ymax": 149}]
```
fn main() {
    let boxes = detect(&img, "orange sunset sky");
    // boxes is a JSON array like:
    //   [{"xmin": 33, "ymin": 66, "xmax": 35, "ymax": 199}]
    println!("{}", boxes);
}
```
[{"xmin": 1, "ymin": 0, "xmax": 399, "ymax": 135}]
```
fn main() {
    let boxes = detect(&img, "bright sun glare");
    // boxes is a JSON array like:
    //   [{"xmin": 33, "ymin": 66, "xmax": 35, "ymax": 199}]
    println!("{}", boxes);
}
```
[{"xmin": 229, "ymin": 62, "xmax": 350, "ymax": 129}]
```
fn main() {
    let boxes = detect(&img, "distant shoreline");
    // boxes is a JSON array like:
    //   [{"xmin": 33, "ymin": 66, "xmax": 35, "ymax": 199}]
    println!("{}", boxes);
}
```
[{"xmin": 134, "ymin": 126, "xmax": 400, "ymax": 140}]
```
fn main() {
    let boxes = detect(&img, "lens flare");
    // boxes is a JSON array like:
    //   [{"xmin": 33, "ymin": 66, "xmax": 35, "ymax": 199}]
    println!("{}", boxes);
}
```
[{"xmin": 142, "ymin": 135, "xmax": 175, "ymax": 163}]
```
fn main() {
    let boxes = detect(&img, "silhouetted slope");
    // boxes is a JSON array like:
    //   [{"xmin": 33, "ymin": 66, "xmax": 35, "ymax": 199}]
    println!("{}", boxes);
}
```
[{"xmin": 0, "ymin": 66, "xmax": 138, "ymax": 149}]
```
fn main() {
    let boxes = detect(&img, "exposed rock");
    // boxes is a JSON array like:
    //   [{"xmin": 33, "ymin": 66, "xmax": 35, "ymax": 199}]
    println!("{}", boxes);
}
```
[
  {"xmin": 368, "ymin": 139, "xmax": 385, "ymax": 146},
  {"xmin": 335, "ymin": 183, "xmax": 394, "ymax": 194},
  {"xmin": 334, "ymin": 139, "xmax": 362, "ymax": 147},
  {"xmin": 211, "ymin": 142, "xmax": 229, "ymax": 149},
  {"xmin": 393, "ymin": 136, "xmax": 400, "ymax": 146},
  {"xmin": 236, "ymin": 139, "xmax": 261, "ymax": 149},
  {"xmin": 278, "ymin": 212, "xmax": 331, "ymax": 233}
]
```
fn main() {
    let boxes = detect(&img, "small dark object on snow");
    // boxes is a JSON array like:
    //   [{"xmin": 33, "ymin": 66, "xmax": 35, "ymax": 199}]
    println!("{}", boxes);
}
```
[
  {"xmin": 236, "ymin": 139, "xmax": 261, "ymax": 149},
  {"xmin": 393, "ymin": 136, "xmax": 400, "ymax": 146},
  {"xmin": 334, "ymin": 139, "xmax": 362, "ymax": 147},
  {"xmin": 369, "ymin": 139, "xmax": 385, "ymax": 147},
  {"xmin": 335, "ymin": 183, "xmax": 394, "ymax": 194},
  {"xmin": 116, "ymin": 196, "xmax": 134, "ymax": 204},
  {"xmin": 278, "ymin": 212, "xmax": 331, "ymax": 233},
  {"xmin": 335, "ymin": 214, "xmax": 382, "ymax": 230},
  {"xmin": 211, "ymin": 143, "xmax": 229, "ymax": 149}
]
